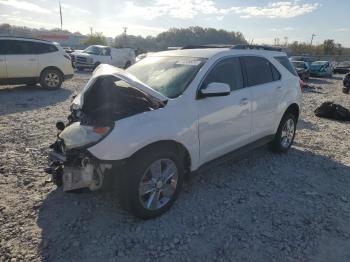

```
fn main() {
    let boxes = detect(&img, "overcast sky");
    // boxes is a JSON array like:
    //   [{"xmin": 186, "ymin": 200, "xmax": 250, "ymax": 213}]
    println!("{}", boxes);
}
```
[{"xmin": 0, "ymin": 0, "xmax": 349, "ymax": 47}]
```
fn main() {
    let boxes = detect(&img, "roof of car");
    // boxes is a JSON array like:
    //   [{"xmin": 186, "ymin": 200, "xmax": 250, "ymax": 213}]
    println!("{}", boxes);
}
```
[
  {"xmin": 149, "ymin": 47, "xmax": 285, "ymax": 59},
  {"xmin": 0, "ymin": 36, "xmax": 53, "ymax": 43}
]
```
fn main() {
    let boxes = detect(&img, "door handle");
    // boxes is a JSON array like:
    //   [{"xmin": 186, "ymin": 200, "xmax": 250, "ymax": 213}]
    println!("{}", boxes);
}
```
[
  {"xmin": 240, "ymin": 98, "xmax": 249, "ymax": 106},
  {"xmin": 276, "ymin": 86, "xmax": 282, "ymax": 90},
  {"xmin": 29, "ymin": 58, "xmax": 36, "ymax": 61}
]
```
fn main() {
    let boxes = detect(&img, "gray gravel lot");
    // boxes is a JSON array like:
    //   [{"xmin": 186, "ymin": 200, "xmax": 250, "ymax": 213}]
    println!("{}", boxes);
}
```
[{"xmin": 0, "ymin": 73, "xmax": 350, "ymax": 262}]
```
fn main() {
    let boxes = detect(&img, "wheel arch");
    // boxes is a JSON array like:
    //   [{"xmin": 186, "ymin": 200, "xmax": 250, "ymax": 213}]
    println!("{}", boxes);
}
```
[
  {"xmin": 129, "ymin": 140, "xmax": 192, "ymax": 174},
  {"xmin": 40, "ymin": 66, "xmax": 64, "ymax": 79},
  {"xmin": 284, "ymin": 103, "xmax": 300, "ymax": 121}
]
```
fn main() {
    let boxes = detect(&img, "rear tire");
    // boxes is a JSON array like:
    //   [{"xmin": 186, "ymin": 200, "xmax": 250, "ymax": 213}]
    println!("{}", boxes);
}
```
[
  {"xmin": 116, "ymin": 145, "xmax": 184, "ymax": 219},
  {"xmin": 40, "ymin": 68, "xmax": 63, "ymax": 90},
  {"xmin": 343, "ymin": 87, "xmax": 349, "ymax": 94},
  {"xmin": 269, "ymin": 113, "xmax": 297, "ymax": 153}
]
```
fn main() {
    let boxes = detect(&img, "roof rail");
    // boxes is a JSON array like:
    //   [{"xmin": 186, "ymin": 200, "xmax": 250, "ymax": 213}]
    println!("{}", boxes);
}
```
[
  {"xmin": 180, "ymin": 44, "xmax": 233, "ymax": 50},
  {"xmin": 231, "ymin": 44, "xmax": 283, "ymax": 52},
  {"xmin": 0, "ymin": 35, "xmax": 52, "ymax": 43}
]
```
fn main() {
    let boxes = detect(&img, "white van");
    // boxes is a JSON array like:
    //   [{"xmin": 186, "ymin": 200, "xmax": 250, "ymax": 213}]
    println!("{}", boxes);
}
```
[{"xmin": 72, "ymin": 45, "xmax": 135, "ymax": 70}]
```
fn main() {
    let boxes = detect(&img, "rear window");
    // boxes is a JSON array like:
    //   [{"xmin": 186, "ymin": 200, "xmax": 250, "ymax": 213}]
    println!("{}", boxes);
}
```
[
  {"xmin": 35, "ymin": 43, "xmax": 58, "ymax": 54},
  {"xmin": 275, "ymin": 56, "xmax": 298, "ymax": 76}
]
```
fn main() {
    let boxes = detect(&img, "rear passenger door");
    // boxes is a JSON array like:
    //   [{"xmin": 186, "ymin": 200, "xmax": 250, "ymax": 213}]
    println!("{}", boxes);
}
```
[
  {"xmin": 242, "ymin": 56, "xmax": 282, "ymax": 139},
  {"xmin": 5, "ymin": 40, "xmax": 38, "ymax": 78}
]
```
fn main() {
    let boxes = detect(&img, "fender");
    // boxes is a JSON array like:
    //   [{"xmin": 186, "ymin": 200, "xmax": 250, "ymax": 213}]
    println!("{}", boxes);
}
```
[{"xmin": 87, "ymin": 99, "xmax": 201, "ymax": 171}]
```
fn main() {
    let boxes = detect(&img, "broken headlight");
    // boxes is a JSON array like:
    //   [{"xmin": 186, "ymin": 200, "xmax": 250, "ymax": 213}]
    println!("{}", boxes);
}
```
[{"xmin": 59, "ymin": 122, "xmax": 111, "ymax": 150}]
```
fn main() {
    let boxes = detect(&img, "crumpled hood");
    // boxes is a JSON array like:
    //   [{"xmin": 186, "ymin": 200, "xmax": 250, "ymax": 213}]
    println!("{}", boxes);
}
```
[{"xmin": 72, "ymin": 64, "xmax": 168, "ymax": 108}]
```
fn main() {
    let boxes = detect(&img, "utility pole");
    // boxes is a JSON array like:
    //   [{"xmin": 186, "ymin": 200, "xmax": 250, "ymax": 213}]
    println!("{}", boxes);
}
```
[
  {"xmin": 59, "ymin": 0, "xmax": 63, "ymax": 30},
  {"xmin": 310, "ymin": 33, "xmax": 316, "ymax": 46},
  {"xmin": 123, "ymin": 27, "xmax": 127, "ymax": 46},
  {"xmin": 90, "ymin": 27, "xmax": 93, "ymax": 36}
]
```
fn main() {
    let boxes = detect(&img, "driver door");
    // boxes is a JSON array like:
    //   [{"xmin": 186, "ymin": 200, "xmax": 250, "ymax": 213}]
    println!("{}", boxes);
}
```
[{"xmin": 197, "ymin": 57, "xmax": 252, "ymax": 164}]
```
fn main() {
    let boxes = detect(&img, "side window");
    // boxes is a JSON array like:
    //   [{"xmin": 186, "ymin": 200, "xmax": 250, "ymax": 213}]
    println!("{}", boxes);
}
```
[
  {"xmin": 6, "ymin": 40, "xmax": 33, "ymax": 55},
  {"xmin": 35, "ymin": 43, "xmax": 58, "ymax": 54},
  {"xmin": 103, "ymin": 48, "xmax": 111, "ymax": 56},
  {"xmin": 243, "ymin": 56, "xmax": 274, "ymax": 86},
  {"xmin": 271, "ymin": 63, "xmax": 281, "ymax": 81},
  {"xmin": 0, "ymin": 40, "xmax": 7, "ymax": 55},
  {"xmin": 202, "ymin": 57, "xmax": 243, "ymax": 91},
  {"xmin": 274, "ymin": 56, "xmax": 298, "ymax": 76}
]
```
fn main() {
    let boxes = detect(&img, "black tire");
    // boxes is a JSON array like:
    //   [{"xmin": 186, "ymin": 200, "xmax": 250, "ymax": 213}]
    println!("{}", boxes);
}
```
[
  {"xmin": 116, "ymin": 145, "xmax": 184, "ymax": 219},
  {"xmin": 269, "ymin": 113, "xmax": 297, "ymax": 153},
  {"xmin": 124, "ymin": 61, "xmax": 131, "ymax": 69},
  {"xmin": 40, "ymin": 68, "xmax": 63, "ymax": 89},
  {"xmin": 343, "ymin": 88, "xmax": 349, "ymax": 94}
]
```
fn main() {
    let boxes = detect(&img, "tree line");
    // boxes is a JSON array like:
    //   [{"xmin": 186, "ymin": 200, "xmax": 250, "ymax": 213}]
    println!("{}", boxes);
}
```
[
  {"xmin": 1, "ymin": 23, "xmax": 349, "ymax": 56},
  {"xmin": 113, "ymin": 27, "xmax": 247, "ymax": 51}
]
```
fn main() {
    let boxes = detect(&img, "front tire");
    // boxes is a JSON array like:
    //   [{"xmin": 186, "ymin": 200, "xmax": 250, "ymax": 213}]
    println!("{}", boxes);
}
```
[
  {"xmin": 40, "ymin": 68, "xmax": 63, "ymax": 90},
  {"xmin": 269, "ymin": 113, "xmax": 297, "ymax": 153},
  {"xmin": 117, "ymin": 146, "xmax": 184, "ymax": 219}
]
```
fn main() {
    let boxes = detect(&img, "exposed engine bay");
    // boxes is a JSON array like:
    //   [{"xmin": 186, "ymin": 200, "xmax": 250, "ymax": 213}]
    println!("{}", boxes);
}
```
[{"xmin": 45, "ymin": 72, "xmax": 166, "ymax": 191}]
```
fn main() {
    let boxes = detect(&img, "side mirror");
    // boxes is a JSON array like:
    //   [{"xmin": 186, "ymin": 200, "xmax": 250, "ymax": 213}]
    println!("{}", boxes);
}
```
[{"xmin": 199, "ymin": 82, "xmax": 231, "ymax": 98}]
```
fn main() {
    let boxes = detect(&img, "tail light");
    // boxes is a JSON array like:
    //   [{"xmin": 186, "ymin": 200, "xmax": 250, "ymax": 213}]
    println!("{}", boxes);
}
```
[{"xmin": 299, "ymin": 79, "xmax": 304, "ymax": 90}]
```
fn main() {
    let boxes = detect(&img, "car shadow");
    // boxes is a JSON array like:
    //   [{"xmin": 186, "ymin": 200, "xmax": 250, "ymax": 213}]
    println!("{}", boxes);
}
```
[
  {"xmin": 0, "ymin": 84, "xmax": 72, "ymax": 116},
  {"xmin": 37, "ymin": 147, "xmax": 350, "ymax": 261}
]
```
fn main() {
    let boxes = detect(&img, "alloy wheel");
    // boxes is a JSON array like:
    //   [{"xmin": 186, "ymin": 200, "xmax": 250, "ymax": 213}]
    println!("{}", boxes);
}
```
[
  {"xmin": 281, "ymin": 118, "xmax": 295, "ymax": 148},
  {"xmin": 45, "ymin": 73, "xmax": 60, "ymax": 88},
  {"xmin": 138, "ymin": 158, "xmax": 178, "ymax": 211}
]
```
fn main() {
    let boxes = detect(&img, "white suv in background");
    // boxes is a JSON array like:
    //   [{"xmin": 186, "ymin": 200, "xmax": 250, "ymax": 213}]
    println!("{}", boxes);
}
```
[
  {"xmin": 0, "ymin": 37, "xmax": 74, "ymax": 89},
  {"xmin": 47, "ymin": 45, "xmax": 302, "ymax": 219}
]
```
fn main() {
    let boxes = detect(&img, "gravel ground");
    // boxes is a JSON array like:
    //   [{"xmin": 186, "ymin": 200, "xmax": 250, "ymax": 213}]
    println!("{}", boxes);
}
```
[{"xmin": 0, "ymin": 73, "xmax": 350, "ymax": 262}]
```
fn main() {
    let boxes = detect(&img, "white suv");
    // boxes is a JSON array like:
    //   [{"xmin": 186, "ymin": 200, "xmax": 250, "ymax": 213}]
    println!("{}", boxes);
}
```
[
  {"xmin": 0, "ymin": 37, "xmax": 74, "ymax": 89},
  {"xmin": 47, "ymin": 45, "xmax": 302, "ymax": 219}
]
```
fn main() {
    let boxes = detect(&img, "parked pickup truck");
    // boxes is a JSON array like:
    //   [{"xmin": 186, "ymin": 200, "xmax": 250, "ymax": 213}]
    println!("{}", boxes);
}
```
[{"xmin": 71, "ymin": 45, "xmax": 135, "ymax": 70}]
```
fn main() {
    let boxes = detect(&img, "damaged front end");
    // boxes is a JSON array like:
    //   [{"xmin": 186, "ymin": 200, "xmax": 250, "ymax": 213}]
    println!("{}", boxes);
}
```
[
  {"xmin": 45, "ymin": 64, "xmax": 167, "ymax": 192},
  {"xmin": 46, "ymin": 123, "xmax": 113, "ymax": 191}
]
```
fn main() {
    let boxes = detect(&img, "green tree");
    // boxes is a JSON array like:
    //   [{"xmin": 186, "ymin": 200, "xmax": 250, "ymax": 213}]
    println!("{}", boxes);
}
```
[
  {"xmin": 81, "ymin": 32, "xmax": 107, "ymax": 46},
  {"xmin": 113, "ymin": 26, "xmax": 248, "ymax": 52}
]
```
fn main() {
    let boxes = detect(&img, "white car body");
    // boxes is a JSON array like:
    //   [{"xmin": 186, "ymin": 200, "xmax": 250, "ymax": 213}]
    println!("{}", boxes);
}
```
[
  {"xmin": 72, "ymin": 45, "xmax": 136, "ymax": 69},
  {"xmin": 71, "ymin": 48, "xmax": 302, "ymax": 171},
  {"xmin": 47, "ymin": 46, "xmax": 302, "ymax": 218},
  {"xmin": 0, "ymin": 37, "xmax": 74, "ymax": 86}
]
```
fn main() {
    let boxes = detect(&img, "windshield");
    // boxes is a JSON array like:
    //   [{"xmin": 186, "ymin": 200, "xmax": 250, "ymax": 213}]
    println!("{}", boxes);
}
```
[
  {"xmin": 83, "ymin": 46, "xmax": 102, "ymax": 55},
  {"xmin": 292, "ymin": 61, "xmax": 305, "ymax": 68},
  {"xmin": 126, "ymin": 56, "xmax": 206, "ymax": 98}
]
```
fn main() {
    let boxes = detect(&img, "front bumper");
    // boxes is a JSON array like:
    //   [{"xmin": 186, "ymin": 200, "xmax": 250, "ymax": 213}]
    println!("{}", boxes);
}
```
[
  {"xmin": 46, "ymin": 149, "xmax": 112, "ymax": 191},
  {"xmin": 74, "ymin": 62, "xmax": 94, "ymax": 69}
]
